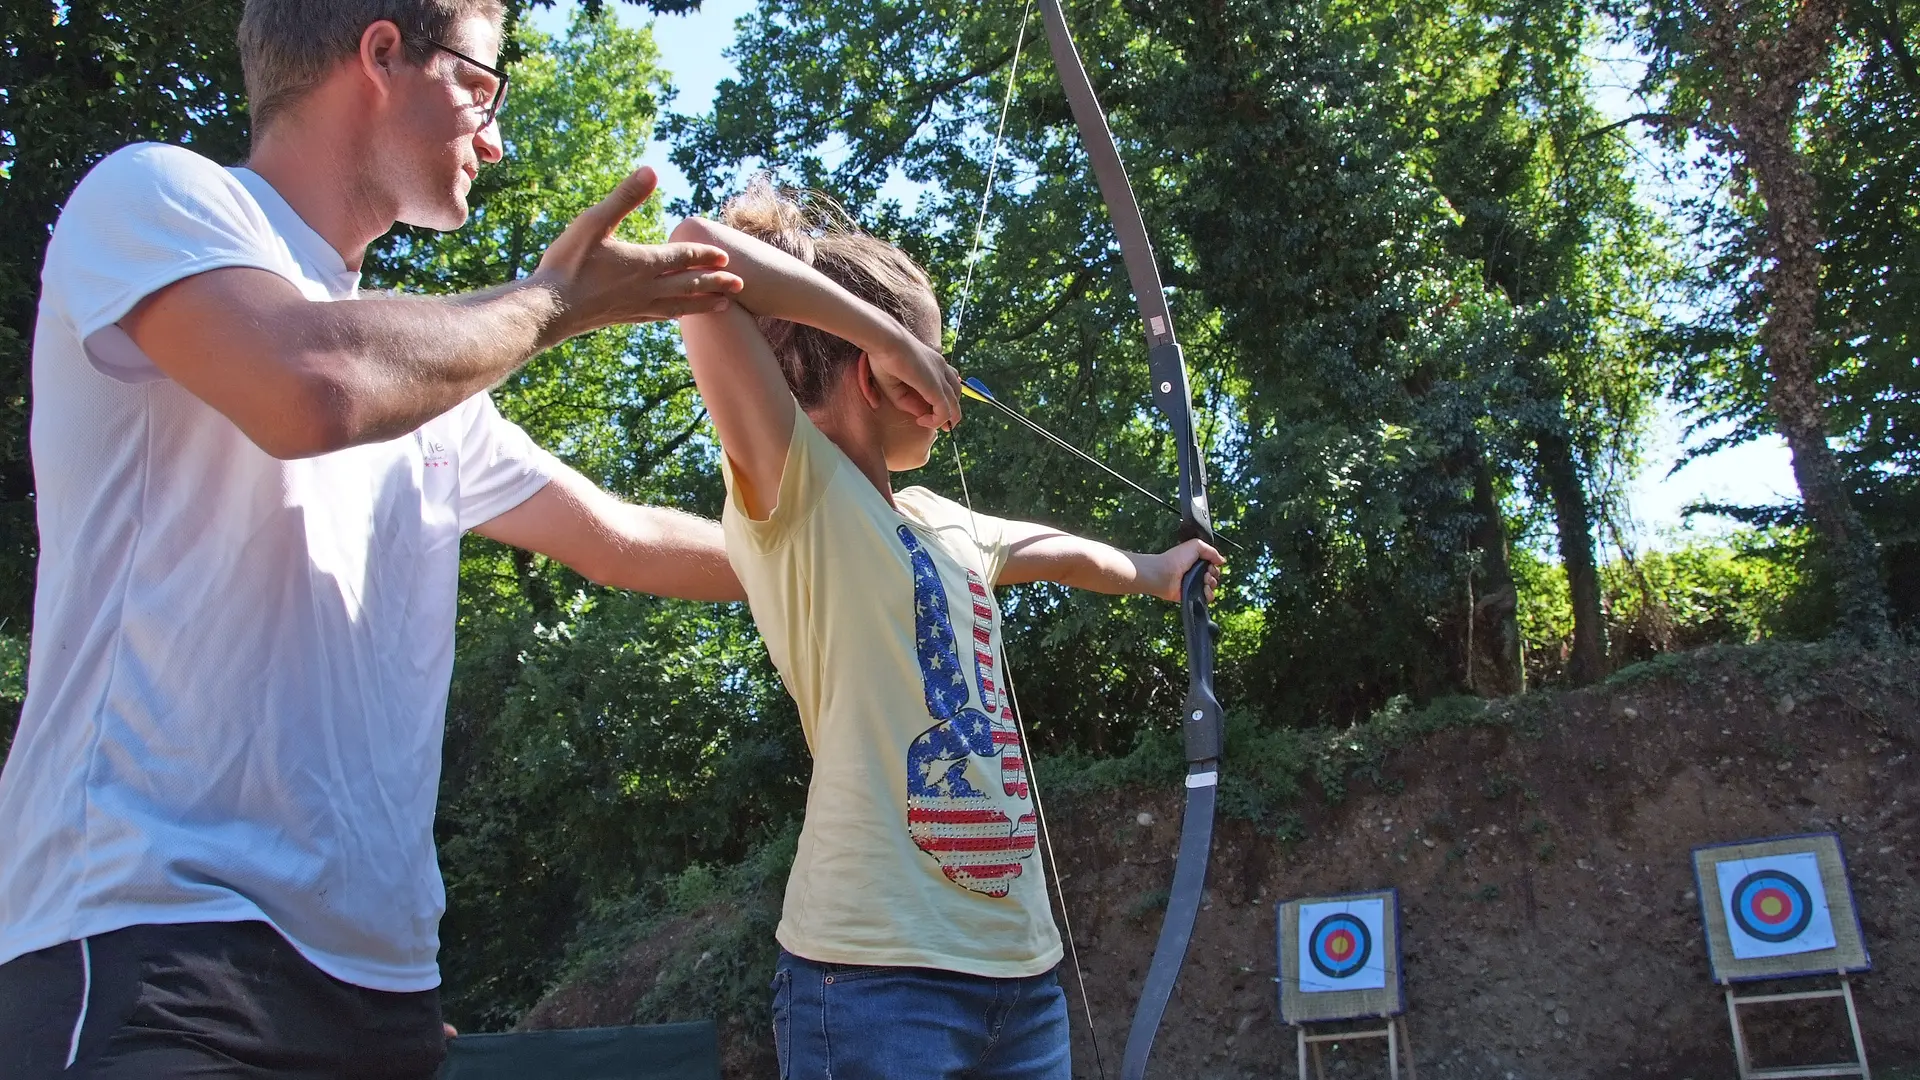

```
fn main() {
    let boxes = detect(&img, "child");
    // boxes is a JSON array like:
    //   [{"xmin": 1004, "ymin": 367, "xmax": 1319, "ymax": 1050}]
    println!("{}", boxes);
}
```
[{"xmin": 670, "ymin": 183, "xmax": 1221, "ymax": 1080}]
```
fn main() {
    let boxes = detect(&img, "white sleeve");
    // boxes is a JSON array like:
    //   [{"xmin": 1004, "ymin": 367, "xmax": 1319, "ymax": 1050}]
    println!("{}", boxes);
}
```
[
  {"xmin": 455, "ymin": 394, "xmax": 563, "ymax": 531},
  {"xmin": 40, "ymin": 143, "xmax": 286, "ymax": 380}
]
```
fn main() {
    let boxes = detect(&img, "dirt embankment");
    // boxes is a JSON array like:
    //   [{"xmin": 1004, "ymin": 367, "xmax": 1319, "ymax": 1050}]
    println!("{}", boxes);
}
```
[{"xmin": 528, "ymin": 645, "xmax": 1920, "ymax": 1078}]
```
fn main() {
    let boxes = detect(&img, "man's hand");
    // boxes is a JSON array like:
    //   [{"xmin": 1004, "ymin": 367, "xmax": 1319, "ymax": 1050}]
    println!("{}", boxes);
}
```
[
  {"xmin": 532, "ymin": 167, "xmax": 744, "ymax": 345},
  {"xmin": 1138, "ymin": 538, "xmax": 1224, "ymax": 603},
  {"xmin": 868, "ymin": 331, "xmax": 962, "ymax": 430}
]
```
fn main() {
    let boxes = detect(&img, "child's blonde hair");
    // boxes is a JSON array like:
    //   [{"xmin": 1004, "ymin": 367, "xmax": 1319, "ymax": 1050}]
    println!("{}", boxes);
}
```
[{"xmin": 720, "ymin": 178, "xmax": 934, "ymax": 408}]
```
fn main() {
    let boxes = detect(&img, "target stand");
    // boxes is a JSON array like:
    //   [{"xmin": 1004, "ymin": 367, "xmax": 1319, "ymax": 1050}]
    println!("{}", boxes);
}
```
[
  {"xmin": 1693, "ymin": 834, "xmax": 1873, "ymax": 1080},
  {"xmin": 1276, "ymin": 889, "xmax": 1415, "ymax": 1080}
]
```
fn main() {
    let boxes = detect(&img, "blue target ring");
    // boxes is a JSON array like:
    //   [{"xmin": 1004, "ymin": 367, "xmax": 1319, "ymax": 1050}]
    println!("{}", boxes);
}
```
[
  {"xmin": 1730, "ymin": 869, "xmax": 1814, "ymax": 943},
  {"xmin": 1307, "ymin": 913, "xmax": 1372, "ymax": 980}
]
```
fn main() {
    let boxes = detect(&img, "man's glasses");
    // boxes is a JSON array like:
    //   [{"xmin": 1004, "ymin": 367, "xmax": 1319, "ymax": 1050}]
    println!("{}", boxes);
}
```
[{"xmin": 423, "ymin": 38, "xmax": 510, "ymax": 129}]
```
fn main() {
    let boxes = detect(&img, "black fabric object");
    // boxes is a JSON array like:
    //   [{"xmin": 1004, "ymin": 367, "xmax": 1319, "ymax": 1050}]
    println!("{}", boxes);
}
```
[
  {"xmin": 437, "ymin": 1022, "xmax": 721, "ymax": 1080},
  {"xmin": 0, "ymin": 921, "xmax": 444, "ymax": 1080}
]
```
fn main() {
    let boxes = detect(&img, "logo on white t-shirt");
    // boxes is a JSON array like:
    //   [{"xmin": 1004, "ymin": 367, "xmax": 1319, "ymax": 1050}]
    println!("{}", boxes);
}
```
[{"xmin": 422, "ymin": 438, "xmax": 451, "ymax": 469}]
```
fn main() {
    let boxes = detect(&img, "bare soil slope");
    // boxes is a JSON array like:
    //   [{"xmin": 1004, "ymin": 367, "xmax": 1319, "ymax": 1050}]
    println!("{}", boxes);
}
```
[{"xmin": 527, "ymin": 644, "xmax": 1919, "ymax": 1078}]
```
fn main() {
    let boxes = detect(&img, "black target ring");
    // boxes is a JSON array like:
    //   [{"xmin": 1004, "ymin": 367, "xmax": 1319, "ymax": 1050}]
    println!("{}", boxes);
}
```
[{"xmin": 1730, "ymin": 868, "xmax": 1814, "ymax": 943}]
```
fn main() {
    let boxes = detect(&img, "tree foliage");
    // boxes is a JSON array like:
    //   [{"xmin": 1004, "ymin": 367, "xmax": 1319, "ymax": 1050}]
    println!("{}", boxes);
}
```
[
  {"xmin": 1, "ymin": 0, "xmax": 1912, "ymax": 1036},
  {"xmin": 1621, "ymin": 0, "xmax": 1915, "ymax": 638}
]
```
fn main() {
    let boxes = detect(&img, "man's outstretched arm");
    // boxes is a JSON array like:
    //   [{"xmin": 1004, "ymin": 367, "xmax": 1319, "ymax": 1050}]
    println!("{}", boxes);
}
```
[
  {"xmin": 472, "ymin": 465, "xmax": 744, "ymax": 602},
  {"xmin": 122, "ymin": 168, "xmax": 742, "ymax": 460}
]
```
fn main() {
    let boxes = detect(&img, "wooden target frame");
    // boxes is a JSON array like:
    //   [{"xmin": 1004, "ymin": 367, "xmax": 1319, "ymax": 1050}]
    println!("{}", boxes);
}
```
[
  {"xmin": 1276, "ymin": 889, "xmax": 1415, "ymax": 1079},
  {"xmin": 1692, "ymin": 833, "xmax": 1873, "ymax": 1080},
  {"xmin": 1277, "ymin": 889, "xmax": 1405, "ymax": 1022}
]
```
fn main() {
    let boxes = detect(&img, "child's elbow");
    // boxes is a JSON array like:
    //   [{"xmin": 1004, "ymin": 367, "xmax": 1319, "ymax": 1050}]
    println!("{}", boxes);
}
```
[{"xmin": 670, "ymin": 216, "xmax": 722, "ymax": 246}]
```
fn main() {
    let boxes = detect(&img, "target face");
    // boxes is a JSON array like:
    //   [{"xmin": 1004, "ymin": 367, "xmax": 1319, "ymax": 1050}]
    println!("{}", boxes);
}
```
[
  {"xmin": 1308, "ymin": 914, "xmax": 1372, "ymax": 979},
  {"xmin": 1731, "ymin": 870, "xmax": 1812, "ymax": 942},
  {"xmin": 1713, "ymin": 851, "xmax": 1836, "ymax": 960},
  {"xmin": 1295, "ymin": 898, "xmax": 1388, "ymax": 993}
]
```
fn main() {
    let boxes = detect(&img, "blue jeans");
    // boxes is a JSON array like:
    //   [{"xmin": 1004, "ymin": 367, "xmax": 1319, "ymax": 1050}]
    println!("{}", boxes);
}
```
[{"xmin": 771, "ymin": 949, "xmax": 1070, "ymax": 1080}]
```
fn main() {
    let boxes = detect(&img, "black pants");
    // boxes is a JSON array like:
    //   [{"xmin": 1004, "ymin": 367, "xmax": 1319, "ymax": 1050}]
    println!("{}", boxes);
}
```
[{"xmin": 0, "ymin": 921, "xmax": 445, "ymax": 1079}]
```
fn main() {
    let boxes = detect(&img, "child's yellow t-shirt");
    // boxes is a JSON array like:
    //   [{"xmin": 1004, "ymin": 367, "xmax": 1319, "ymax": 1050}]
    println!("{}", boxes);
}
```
[{"xmin": 722, "ymin": 409, "xmax": 1063, "ymax": 977}]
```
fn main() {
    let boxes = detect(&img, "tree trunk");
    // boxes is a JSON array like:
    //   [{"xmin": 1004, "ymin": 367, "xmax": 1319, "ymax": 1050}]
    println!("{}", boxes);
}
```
[
  {"xmin": 1536, "ymin": 428, "xmax": 1607, "ymax": 684},
  {"xmin": 1750, "ymin": 135, "xmax": 1890, "ymax": 642},
  {"xmin": 1697, "ymin": 0, "xmax": 1892, "ymax": 644},
  {"xmin": 512, "ymin": 546, "xmax": 558, "ymax": 626},
  {"xmin": 1468, "ymin": 454, "xmax": 1523, "ymax": 696}
]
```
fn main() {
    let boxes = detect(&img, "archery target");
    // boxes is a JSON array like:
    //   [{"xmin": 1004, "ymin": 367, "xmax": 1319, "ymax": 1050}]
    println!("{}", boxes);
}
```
[
  {"xmin": 1297, "ymin": 898, "xmax": 1387, "ymax": 993},
  {"xmin": 1713, "ymin": 852, "xmax": 1836, "ymax": 960}
]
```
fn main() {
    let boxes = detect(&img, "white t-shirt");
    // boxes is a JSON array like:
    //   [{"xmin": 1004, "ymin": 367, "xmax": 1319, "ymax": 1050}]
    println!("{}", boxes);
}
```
[{"xmin": 0, "ymin": 143, "xmax": 558, "ymax": 992}]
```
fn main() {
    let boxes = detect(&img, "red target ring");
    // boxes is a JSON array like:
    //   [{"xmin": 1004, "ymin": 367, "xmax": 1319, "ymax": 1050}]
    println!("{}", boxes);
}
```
[{"xmin": 1750, "ymin": 887, "xmax": 1793, "ymax": 925}]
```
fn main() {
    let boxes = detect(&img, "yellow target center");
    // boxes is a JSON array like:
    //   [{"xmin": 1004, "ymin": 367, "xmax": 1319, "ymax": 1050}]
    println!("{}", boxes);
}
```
[{"xmin": 1759, "ymin": 896, "xmax": 1784, "ymax": 918}]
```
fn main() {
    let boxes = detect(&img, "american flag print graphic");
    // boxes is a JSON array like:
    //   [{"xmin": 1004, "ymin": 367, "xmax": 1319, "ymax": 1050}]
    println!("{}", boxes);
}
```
[
  {"xmin": 898, "ymin": 525, "xmax": 1038, "ymax": 897},
  {"xmin": 967, "ymin": 570, "xmax": 1029, "ymax": 801}
]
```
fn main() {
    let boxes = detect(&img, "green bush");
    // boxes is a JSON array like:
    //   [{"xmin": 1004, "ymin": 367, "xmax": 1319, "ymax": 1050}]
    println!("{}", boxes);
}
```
[{"xmin": 1515, "ymin": 528, "xmax": 1824, "ymax": 683}]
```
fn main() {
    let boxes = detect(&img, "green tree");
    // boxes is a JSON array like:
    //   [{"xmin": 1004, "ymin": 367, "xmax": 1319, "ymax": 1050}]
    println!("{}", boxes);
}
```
[
  {"xmin": 1624, "ymin": 0, "xmax": 1894, "ymax": 642},
  {"xmin": 1804, "ymin": 0, "xmax": 1917, "ymax": 628},
  {"xmin": 1367, "ymin": 0, "xmax": 1666, "ymax": 686},
  {"xmin": 0, "ymin": 0, "xmax": 249, "ymax": 648}
]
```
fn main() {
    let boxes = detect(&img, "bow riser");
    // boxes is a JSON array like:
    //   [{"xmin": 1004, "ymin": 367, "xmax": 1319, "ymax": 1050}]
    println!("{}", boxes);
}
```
[{"xmin": 1177, "ymin": 558, "xmax": 1224, "ymax": 765}]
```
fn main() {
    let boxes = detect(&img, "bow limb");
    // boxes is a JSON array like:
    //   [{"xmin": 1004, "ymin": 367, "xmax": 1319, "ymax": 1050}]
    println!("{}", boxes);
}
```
[{"xmin": 1034, "ymin": 2, "xmax": 1225, "ymax": 1076}]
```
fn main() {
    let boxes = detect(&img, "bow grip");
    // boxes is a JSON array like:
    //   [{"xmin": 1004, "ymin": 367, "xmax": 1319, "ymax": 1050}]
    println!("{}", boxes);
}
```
[{"xmin": 1179, "ymin": 558, "xmax": 1223, "ymax": 765}]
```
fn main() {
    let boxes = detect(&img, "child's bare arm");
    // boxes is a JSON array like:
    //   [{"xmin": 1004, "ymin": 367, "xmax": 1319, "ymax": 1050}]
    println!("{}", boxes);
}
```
[
  {"xmin": 669, "ymin": 217, "xmax": 958, "ymax": 426},
  {"xmin": 676, "ymin": 302, "xmax": 799, "ymax": 520},
  {"xmin": 996, "ymin": 521, "xmax": 1222, "ymax": 603}
]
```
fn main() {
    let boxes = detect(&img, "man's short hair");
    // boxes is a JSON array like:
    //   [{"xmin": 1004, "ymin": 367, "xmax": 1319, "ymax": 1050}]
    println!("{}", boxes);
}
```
[{"xmin": 238, "ymin": 0, "xmax": 505, "ymax": 137}]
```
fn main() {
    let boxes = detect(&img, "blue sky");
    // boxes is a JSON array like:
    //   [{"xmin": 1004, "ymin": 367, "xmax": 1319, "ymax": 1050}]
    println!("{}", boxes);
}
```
[{"xmin": 525, "ymin": 0, "xmax": 1800, "ymax": 543}]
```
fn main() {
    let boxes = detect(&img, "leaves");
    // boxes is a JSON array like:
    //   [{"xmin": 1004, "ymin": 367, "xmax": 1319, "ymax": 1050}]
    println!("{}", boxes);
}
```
[{"xmin": 3, "ymin": 0, "xmax": 1912, "ymax": 1037}]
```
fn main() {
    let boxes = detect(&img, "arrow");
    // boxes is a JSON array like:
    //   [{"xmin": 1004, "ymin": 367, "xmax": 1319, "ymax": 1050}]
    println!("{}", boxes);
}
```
[{"xmin": 960, "ymin": 377, "xmax": 1244, "ymax": 554}]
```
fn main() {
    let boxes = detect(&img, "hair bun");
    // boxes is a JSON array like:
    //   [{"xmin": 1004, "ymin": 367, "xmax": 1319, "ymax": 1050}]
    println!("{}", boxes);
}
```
[{"xmin": 720, "ymin": 176, "xmax": 818, "ymax": 265}]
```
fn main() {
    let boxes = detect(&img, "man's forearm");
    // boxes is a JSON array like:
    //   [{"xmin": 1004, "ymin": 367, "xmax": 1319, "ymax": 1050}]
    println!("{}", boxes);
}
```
[
  {"xmin": 473, "ymin": 469, "xmax": 745, "ymax": 602},
  {"xmin": 296, "ymin": 279, "xmax": 565, "ymax": 450}
]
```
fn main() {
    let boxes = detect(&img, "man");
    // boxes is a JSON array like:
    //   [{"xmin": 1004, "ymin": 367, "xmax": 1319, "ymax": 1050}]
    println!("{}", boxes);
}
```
[{"xmin": 0, "ymin": 2, "xmax": 956, "ymax": 1077}]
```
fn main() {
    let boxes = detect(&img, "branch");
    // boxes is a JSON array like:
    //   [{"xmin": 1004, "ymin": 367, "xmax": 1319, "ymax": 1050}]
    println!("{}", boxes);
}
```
[
  {"xmin": 1578, "ymin": 111, "xmax": 1706, "ymax": 141},
  {"xmin": 981, "ymin": 270, "xmax": 1091, "ymax": 348},
  {"xmin": 1854, "ymin": 0, "xmax": 1920, "ymax": 91},
  {"xmin": 830, "ymin": 42, "xmax": 1022, "ymax": 191},
  {"xmin": 639, "ymin": 409, "xmax": 709, "ymax": 477}
]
